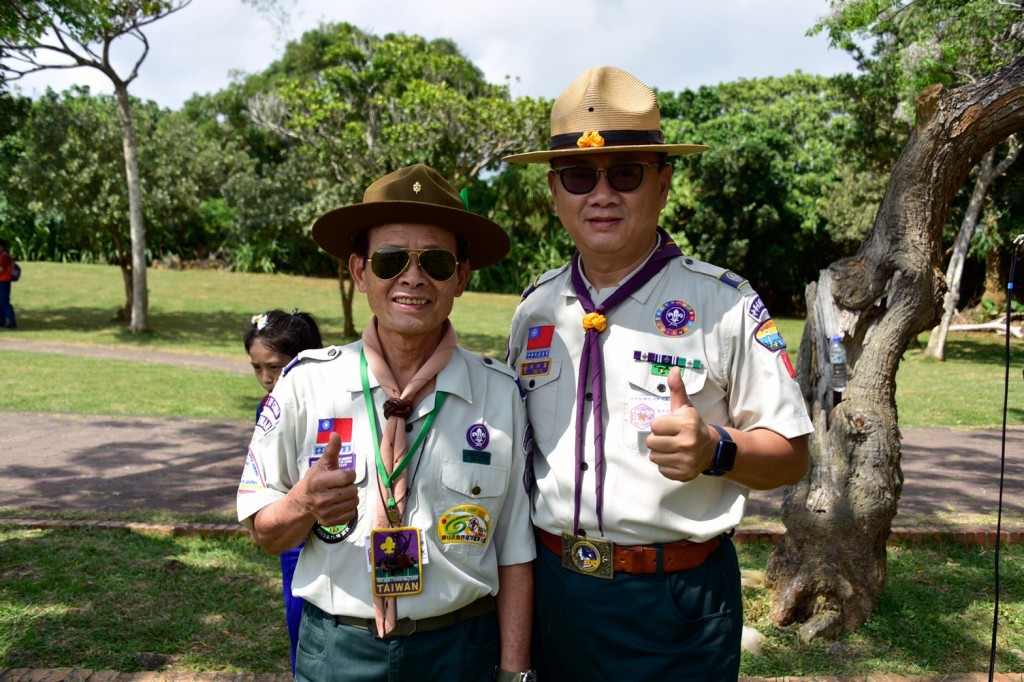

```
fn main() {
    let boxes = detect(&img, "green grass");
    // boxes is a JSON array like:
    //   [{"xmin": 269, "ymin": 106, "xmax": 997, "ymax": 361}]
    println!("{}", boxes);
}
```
[
  {"xmin": 0, "ymin": 525, "xmax": 287, "ymax": 673},
  {"xmin": 4, "ymin": 261, "xmax": 1023, "ymax": 426},
  {"xmin": 737, "ymin": 540, "xmax": 1024, "ymax": 676},
  {"xmin": 0, "ymin": 523, "xmax": 1020, "ymax": 676},
  {"xmin": 3, "ymin": 262, "xmax": 1024, "ymax": 676}
]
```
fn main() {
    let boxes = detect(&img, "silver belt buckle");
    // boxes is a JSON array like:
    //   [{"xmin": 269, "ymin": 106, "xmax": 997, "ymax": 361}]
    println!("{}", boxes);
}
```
[{"xmin": 560, "ymin": 532, "xmax": 614, "ymax": 579}]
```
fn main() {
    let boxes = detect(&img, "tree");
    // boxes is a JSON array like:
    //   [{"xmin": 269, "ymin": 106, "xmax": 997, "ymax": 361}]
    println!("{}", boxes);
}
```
[
  {"xmin": 0, "ymin": 0, "xmax": 192, "ymax": 331},
  {"xmin": 6, "ymin": 88, "xmax": 243, "ymax": 305},
  {"xmin": 246, "ymin": 23, "xmax": 544, "ymax": 336},
  {"xmin": 661, "ymin": 74, "xmax": 859, "ymax": 313},
  {"xmin": 766, "ymin": 57, "xmax": 1024, "ymax": 641},
  {"xmin": 811, "ymin": 0, "xmax": 1024, "ymax": 357}
]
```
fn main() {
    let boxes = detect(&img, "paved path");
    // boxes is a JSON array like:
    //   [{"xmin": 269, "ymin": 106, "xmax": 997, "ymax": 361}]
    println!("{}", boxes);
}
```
[
  {"xmin": 2, "ymin": 336, "xmax": 1023, "ymax": 682},
  {"xmin": 1, "ymin": 335, "xmax": 1022, "ymax": 526}
]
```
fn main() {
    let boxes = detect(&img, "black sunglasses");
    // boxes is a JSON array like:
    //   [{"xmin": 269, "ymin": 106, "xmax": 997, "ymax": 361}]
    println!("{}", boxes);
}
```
[
  {"xmin": 368, "ymin": 247, "xmax": 459, "ymax": 281},
  {"xmin": 552, "ymin": 162, "xmax": 662, "ymax": 195}
]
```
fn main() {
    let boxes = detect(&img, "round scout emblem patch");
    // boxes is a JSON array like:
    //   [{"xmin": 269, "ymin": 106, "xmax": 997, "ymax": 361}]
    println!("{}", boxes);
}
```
[
  {"xmin": 313, "ymin": 510, "xmax": 358, "ymax": 544},
  {"xmin": 466, "ymin": 423, "xmax": 490, "ymax": 451},
  {"xmin": 654, "ymin": 300, "xmax": 696, "ymax": 337}
]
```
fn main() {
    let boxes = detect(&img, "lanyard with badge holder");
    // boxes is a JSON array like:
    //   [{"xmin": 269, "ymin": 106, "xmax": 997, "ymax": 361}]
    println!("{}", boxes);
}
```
[{"xmin": 360, "ymin": 350, "xmax": 446, "ymax": 597}]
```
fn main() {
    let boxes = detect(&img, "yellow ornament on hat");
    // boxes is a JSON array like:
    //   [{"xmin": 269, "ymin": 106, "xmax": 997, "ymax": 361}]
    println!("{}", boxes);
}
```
[{"xmin": 577, "ymin": 130, "xmax": 605, "ymax": 149}]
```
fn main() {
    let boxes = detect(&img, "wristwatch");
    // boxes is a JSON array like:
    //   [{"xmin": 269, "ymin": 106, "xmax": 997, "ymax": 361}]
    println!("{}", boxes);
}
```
[
  {"xmin": 495, "ymin": 668, "xmax": 537, "ymax": 682},
  {"xmin": 702, "ymin": 424, "xmax": 737, "ymax": 476}
]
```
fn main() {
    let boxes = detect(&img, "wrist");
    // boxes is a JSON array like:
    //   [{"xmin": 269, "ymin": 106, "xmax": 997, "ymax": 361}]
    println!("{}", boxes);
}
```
[
  {"xmin": 495, "ymin": 668, "xmax": 537, "ymax": 682},
  {"xmin": 702, "ymin": 424, "xmax": 736, "ymax": 476}
]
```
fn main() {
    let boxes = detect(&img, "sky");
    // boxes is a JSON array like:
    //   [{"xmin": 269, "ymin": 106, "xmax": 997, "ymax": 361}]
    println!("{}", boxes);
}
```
[{"xmin": 6, "ymin": 0, "xmax": 860, "ymax": 110}]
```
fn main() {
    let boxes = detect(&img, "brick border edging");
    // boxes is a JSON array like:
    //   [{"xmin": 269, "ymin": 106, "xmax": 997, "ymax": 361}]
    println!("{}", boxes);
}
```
[{"xmin": 2, "ymin": 518, "xmax": 1023, "ymax": 546}]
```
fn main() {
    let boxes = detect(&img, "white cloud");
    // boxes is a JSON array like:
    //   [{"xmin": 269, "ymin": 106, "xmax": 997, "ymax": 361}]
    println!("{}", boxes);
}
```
[{"xmin": 5, "ymin": 0, "xmax": 857, "ymax": 108}]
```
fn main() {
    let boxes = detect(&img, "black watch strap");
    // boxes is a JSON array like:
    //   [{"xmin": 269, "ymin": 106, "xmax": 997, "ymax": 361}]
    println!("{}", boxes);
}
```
[{"xmin": 703, "ymin": 424, "xmax": 737, "ymax": 476}]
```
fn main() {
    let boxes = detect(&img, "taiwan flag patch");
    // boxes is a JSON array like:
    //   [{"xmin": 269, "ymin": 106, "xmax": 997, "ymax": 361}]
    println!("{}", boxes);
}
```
[
  {"xmin": 527, "ymin": 325, "xmax": 555, "ymax": 350},
  {"xmin": 316, "ymin": 417, "xmax": 352, "ymax": 444}
]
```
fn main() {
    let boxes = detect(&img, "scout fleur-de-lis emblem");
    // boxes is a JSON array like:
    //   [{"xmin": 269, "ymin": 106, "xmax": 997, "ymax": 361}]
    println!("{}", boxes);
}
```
[{"xmin": 413, "ymin": 181, "xmax": 422, "ymax": 194}]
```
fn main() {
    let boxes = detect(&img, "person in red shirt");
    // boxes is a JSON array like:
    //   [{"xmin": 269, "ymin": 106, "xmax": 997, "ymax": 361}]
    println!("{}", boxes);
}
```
[{"xmin": 0, "ymin": 239, "xmax": 17, "ymax": 329}]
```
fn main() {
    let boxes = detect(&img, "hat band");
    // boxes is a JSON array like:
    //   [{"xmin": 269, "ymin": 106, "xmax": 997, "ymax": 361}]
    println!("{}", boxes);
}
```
[{"xmin": 549, "ymin": 129, "xmax": 665, "ymax": 151}]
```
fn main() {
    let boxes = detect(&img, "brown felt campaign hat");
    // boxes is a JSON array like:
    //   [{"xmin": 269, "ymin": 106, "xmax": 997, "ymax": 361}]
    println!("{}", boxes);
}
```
[
  {"xmin": 503, "ymin": 66, "xmax": 710, "ymax": 164},
  {"xmin": 311, "ymin": 164, "xmax": 510, "ymax": 270}
]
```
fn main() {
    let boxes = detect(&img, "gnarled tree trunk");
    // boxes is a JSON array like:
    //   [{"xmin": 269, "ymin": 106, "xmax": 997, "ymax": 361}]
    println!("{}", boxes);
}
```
[{"xmin": 766, "ymin": 57, "xmax": 1024, "ymax": 641}]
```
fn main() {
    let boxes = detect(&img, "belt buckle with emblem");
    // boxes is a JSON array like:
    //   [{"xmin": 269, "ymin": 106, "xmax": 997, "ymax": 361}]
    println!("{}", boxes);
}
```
[{"xmin": 560, "ymin": 532, "xmax": 614, "ymax": 579}]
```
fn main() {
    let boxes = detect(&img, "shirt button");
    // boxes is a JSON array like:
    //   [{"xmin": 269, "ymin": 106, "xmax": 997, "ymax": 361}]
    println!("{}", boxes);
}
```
[
  {"xmin": 529, "ymin": 380, "xmax": 536, "ymax": 388},
  {"xmin": 657, "ymin": 384, "xmax": 666, "ymax": 393},
  {"xmin": 327, "ymin": 348, "xmax": 339, "ymax": 358},
  {"xmin": 483, "ymin": 357, "xmax": 493, "ymax": 365},
  {"xmin": 585, "ymin": 392, "xmax": 593, "ymax": 401},
  {"xmin": 580, "ymin": 462, "xmax": 589, "ymax": 471},
  {"xmin": 405, "ymin": 423, "xmax": 413, "ymax": 432},
  {"xmin": 472, "ymin": 485, "xmax": 481, "ymax": 495}
]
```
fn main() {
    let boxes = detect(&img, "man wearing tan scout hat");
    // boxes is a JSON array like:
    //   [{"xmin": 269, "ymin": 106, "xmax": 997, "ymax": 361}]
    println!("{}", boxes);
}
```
[
  {"xmin": 238, "ymin": 164, "xmax": 536, "ymax": 682},
  {"xmin": 505, "ymin": 67, "xmax": 812, "ymax": 679}
]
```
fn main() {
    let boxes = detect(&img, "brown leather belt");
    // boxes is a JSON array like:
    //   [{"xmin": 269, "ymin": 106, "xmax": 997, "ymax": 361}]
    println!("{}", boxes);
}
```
[
  {"xmin": 334, "ymin": 595, "xmax": 495, "ymax": 638},
  {"xmin": 536, "ymin": 528, "xmax": 719, "ymax": 575}
]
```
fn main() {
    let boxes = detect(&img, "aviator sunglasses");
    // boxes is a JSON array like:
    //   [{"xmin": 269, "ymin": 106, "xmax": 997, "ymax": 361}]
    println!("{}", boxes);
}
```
[
  {"xmin": 368, "ymin": 247, "xmax": 460, "ymax": 281},
  {"xmin": 553, "ymin": 162, "xmax": 663, "ymax": 195}
]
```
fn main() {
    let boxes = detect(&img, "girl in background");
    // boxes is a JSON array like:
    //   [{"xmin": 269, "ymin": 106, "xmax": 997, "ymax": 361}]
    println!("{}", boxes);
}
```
[{"xmin": 245, "ymin": 309, "xmax": 322, "ymax": 674}]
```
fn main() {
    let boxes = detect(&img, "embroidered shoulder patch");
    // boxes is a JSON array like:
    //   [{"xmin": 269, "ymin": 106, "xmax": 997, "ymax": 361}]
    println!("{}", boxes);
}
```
[
  {"xmin": 237, "ymin": 448, "xmax": 266, "ymax": 494},
  {"xmin": 754, "ymin": 318, "xmax": 787, "ymax": 352}
]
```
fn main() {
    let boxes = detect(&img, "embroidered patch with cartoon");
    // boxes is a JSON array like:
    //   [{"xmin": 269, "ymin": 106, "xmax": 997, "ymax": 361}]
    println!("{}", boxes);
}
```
[
  {"xmin": 437, "ymin": 505, "xmax": 491, "ymax": 546},
  {"xmin": 754, "ymin": 318, "xmax": 787, "ymax": 352}
]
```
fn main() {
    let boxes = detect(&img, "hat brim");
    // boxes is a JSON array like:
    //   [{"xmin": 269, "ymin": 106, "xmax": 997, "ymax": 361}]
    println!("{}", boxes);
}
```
[
  {"xmin": 312, "ymin": 200, "xmax": 511, "ymax": 270},
  {"xmin": 503, "ymin": 143, "xmax": 710, "ymax": 165}
]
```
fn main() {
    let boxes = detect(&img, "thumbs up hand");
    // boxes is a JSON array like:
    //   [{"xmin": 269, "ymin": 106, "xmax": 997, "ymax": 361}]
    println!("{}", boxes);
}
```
[
  {"xmin": 646, "ymin": 367, "xmax": 715, "ymax": 482},
  {"xmin": 304, "ymin": 432, "xmax": 358, "ymax": 527}
]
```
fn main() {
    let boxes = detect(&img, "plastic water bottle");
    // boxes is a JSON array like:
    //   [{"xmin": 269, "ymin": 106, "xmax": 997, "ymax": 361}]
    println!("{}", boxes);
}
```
[{"xmin": 829, "ymin": 335, "xmax": 848, "ymax": 392}]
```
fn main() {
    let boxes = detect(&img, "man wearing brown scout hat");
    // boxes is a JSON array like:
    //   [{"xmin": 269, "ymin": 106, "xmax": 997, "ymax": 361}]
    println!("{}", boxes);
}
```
[
  {"xmin": 504, "ymin": 67, "xmax": 812, "ymax": 679},
  {"xmin": 238, "ymin": 164, "xmax": 536, "ymax": 682}
]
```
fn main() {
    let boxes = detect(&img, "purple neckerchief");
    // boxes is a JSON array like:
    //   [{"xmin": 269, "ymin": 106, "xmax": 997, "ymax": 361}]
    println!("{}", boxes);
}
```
[{"xmin": 569, "ymin": 227, "xmax": 682, "ymax": 535}]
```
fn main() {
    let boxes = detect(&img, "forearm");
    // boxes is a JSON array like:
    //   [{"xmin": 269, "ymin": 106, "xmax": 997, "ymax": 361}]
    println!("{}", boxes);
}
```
[
  {"xmin": 249, "ymin": 483, "xmax": 316, "ymax": 554},
  {"xmin": 495, "ymin": 561, "xmax": 533, "ymax": 673},
  {"xmin": 721, "ymin": 428, "xmax": 808, "ymax": 490}
]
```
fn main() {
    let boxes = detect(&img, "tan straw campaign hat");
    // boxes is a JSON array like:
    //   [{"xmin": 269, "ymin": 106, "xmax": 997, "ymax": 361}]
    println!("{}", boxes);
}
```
[
  {"xmin": 503, "ymin": 66, "xmax": 709, "ymax": 164},
  {"xmin": 312, "ymin": 163, "xmax": 510, "ymax": 270}
]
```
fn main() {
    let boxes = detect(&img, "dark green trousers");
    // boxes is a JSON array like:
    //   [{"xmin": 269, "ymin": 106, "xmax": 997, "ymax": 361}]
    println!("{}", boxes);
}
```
[
  {"xmin": 533, "ymin": 533, "xmax": 743, "ymax": 681},
  {"xmin": 296, "ymin": 601, "xmax": 499, "ymax": 682}
]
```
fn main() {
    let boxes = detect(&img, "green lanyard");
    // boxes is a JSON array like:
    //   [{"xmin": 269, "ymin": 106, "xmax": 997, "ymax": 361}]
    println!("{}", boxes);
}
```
[{"xmin": 360, "ymin": 350, "xmax": 446, "ymax": 521}]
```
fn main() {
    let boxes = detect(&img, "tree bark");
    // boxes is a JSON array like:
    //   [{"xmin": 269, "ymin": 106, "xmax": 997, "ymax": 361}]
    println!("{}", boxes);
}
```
[
  {"xmin": 766, "ymin": 57, "xmax": 1024, "ymax": 640},
  {"xmin": 338, "ymin": 259, "xmax": 357, "ymax": 338},
  {"xmin": 925, "ymin": 136, "xmax": 1019, "ymax": 360},
  {"xmin": 113, "ymin": 82, "xmax": 149, "ymax": 333}
]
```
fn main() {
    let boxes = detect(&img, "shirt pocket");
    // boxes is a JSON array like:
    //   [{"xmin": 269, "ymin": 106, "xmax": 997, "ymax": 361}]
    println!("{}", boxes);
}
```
[
  {"xmin": 621, "ymin": 362, "xmax": 709, "ymax": 454},
  {"xmin": 520, "ymin": 359, "xmax": 563, "ymax": 445},
  {"xmin": 434, "ymin": 458, "xmax": 509, "ymax": 555}
]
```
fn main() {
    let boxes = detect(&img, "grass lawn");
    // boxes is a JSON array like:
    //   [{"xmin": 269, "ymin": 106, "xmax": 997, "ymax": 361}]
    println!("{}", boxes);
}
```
[
  {"xmin": 2, "ymin": 262, "xmax": 1023, "ymax": 677},
  {"xmin": 2, "ymin": 261, "xmax": 1022, "ymax": 426}
]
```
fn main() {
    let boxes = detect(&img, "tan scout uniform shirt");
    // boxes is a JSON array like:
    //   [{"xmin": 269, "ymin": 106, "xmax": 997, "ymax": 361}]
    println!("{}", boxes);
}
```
[
  {"xmin": 238, "ymin": 341, "xmax": 536, "ymax": 620},
  {"xmin": 508, "ymin": 253, "xmax": 813, "ymax": 544}
]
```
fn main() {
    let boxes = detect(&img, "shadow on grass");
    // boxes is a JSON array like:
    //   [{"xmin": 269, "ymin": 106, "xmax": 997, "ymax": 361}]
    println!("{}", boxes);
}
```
[{"xmin": 0, "ymin": 526, "xmax": 289, "ymax": 673}]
